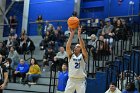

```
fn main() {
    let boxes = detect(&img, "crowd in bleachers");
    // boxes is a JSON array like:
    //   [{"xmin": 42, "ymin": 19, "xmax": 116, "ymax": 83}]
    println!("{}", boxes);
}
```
[{"xmin": 0, "ymin": 14, "xmax": 140, "ymax": 93}]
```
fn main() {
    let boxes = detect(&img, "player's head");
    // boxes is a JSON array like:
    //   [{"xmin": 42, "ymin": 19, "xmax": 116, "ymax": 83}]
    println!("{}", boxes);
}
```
[{"xmin": 74, "ymin": 44, "xmax": 81, "ymax": 54}]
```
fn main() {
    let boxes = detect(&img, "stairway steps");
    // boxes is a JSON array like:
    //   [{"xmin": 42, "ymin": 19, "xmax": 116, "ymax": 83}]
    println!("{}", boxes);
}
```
[
  {"xmin": 5, "ymin": 83, "xmax": 53, "ymax": 93},
  {"xmin": 4, "ymin": 89, "xmax": 53, "ymax": 93}
]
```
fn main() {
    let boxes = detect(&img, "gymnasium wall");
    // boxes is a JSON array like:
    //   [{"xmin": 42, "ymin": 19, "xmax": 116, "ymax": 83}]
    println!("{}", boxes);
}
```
[
  {"xmin": 28, "ymin": 0, "xmax": 74, "ymax": 36},
  {"xmin": 80, "ymin": 0, "xmax": 139, "ymax": 19},
  {"xmin": 3, "ymin": 0, "xmax": 140, "ymax": 36},
  {"xmin": 3, "ymin": 0, "xmax": 23, "ymax": 37}
]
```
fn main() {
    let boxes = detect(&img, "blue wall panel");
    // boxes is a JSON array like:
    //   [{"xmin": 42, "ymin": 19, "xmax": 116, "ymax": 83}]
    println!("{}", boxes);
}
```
[
  {"xmin": 109, "ymin": 0, "xmax": 139, "ymax": 17},
  {"xmin": 3, "ymin": 1, "xmax": 23, "ymax": 37},
  {"xmin": 80, "ymin": 0, "xmax": 139, "ymax": 19},
  {"xmin": 81, "ymin": 1, "xmax": 104, "ymax": 8},
  {"xmin": 28, "ymin": 0, "xmax": 74, "ymax": 36}
]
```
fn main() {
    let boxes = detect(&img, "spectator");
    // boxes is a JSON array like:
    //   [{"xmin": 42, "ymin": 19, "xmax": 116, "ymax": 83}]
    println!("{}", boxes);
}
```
[
  {"xmin": 44, "ymin": 20, "xmax": 53, "ymax": 36},
  {"xmin": 0, "ymin": 54, "xmax": 8, "ymax": 93},
  {"xmin": 96, "ymin": 20, "xmax": 105, "ymax": 37},
  {"xmin": 112, "ymin": 17, "xmax": 118, "ymax": 26},
  {"xmin": 11, "ymin": 34, "xmax": 19, "ymax": 50},
  {"xmin": 26, "ymin": 58, "xmax": 41, "ymax": 84},
  {"xmin": 101, "ymin": 18, "xmax": 114, "ymax": 50},
  {"xmin": 13, "ymin": 59, "xmax": 29, "ymax": 83},
  {"xmin": 8, "ymin": 46, "xmax": 20, "ymax": 69},
  {"xmin": 43, "ymin": 47, "xmax": 56, "ymax": 71},
  {"xmin": 18, "ymin": 34, "xmax": 35, "ymax": 54},
  {"xmin": 57, "ymin": 63, "xmax": 68, "ymax": 93},
  {"xmin": 56, "ymin": 26, "xmax": 66, "ymax": 46},
  {"xmin": 122, "ymin": 82, "xmax": 139, "ymax": 93},
  {"xmin": 119, "ymin": 71, "xmax": 139, "ymax": 91},
  {"xmin": 88, "ymin": 34, "xmax": 97, "ymax": 49},
  {"xmin": 0, "ymin": 42, "xmax": 8, "ymax": 59},
  {"xmin": 105, "ymin": 82, "xmax": 121, "ymax": 93},
  {"xmin": 52, "ymin": 30, "xmax": 61, "ymax": 52},
  {"xmin": 48, "ymin": 25, "xmax": 55, "ymax": 36},
  {"xmin": 88, "ymin": 34, "xmax": 97, "ymax": 59},
  {"xmin": 40, "ymin": 31, "xmax": 52, "ymax": 50},
  {"xmin": 102, "ymin": 18, "xmax": 114, "ymax": 36},
  {"xmin": 55, "ymin": 47, "xmax": 67, "ymax": 60},
  {"xmin": 9, "ymin": 16, "xmax": 17, "ymax": 33},
  {"xmin": 54, "ymin": 47, "xmax": 68, "ymax": 71},
  {"xmin": 96, "ymin": 35, "xmax": 110, "ymax": 58},
  {"xmin": 121, "ymin": 19, "xmax": 133, "ymax": 40},
  {"xmin": 4, "ymin": 58, "xmax": 13, "ymax": 82},
  {"xmin": 5, "ymin": 34, "xmax": 13, "ymax": 49},
  {"xmin": 36, "ymin": 15, "xmax": 44, "ymax": 37},
  {"xmin": 113, "ymin": 19, "xmax": 125, "ymax": 40}
]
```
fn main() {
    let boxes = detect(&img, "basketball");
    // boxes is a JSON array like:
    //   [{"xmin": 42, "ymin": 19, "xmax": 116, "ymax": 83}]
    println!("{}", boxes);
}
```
[{"xmin": 67, "ymin": 17, "xmax": 79, "ymax": 29}]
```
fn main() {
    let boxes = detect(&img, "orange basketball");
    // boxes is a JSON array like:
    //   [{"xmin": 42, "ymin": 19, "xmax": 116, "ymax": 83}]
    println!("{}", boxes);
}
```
[{"xmin": 67, "ymin": 17, "xmax": 79, "ymax": 29}]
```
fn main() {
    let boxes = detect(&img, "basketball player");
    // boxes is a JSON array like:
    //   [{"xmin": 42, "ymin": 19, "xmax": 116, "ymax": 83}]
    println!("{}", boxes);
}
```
[{"xmin": 64, "ymin": 27, "xmax": 88, "ymax": 93}]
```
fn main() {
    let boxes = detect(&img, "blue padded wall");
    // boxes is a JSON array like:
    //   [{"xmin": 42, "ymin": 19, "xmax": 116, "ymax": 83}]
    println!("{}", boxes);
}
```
[
  {"xmin": 86, "ymin": 72, "xmax": 107, "ymax": 93},
  {"xmin": 80, "ymin": 0, "xmax": 139, "ymax": 19},
  {"xmin": 3, "ymin": 0, "xmax": 23, "ymax": 37},
  {"xmin": 109, "ymin": 0, "xmax": 139, "ymax": 17},
  {"xmin": 28, "ymin": 0, "xmax": 74, "ymax": 36}
]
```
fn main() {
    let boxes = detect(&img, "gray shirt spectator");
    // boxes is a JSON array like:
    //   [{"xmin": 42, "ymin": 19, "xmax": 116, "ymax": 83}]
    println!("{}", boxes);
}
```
[
  {"xmin": 88, "ymin": 34, "xmax": 97, "ymax": 48},
  {"xmin": 8, "ymin": 46, "xmax": 20, "ymax": 68},
  {"xmin": 55, "ymin": 47, "xmax": 67, "ymax": 59},
  {"xmin": 102, "ymin": 18, "xmax": 114, "ymax": 35}
]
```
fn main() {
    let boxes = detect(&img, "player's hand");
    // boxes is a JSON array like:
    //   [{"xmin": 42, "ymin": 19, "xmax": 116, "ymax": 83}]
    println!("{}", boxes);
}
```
[
  {"xmin": 78, "ymin": 26, "xmax": 82, "ymax": 37},
  {"xmin": 69, "ymin": 28, "xmax": 75, "ymax": 36}
]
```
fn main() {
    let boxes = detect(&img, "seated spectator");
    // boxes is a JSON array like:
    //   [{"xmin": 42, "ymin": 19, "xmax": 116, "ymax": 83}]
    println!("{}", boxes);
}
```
[
  {"xmin": 0, "ymin": 42, "xmax": 8, "ymax": 59},
  {"xmin": 18, "ymin": 34, "xmax": 35, "ymax": 54},
  {"xmin": 54, "ymin": 47, "xmax": 67, "ymax": 71},
  {"xmin": 113, "ymin": 18, "xmax": 125, "ymax": 40},
  {"xmin": 57, "ymin": 63, "xmax": 68, "ymax": 93},
  {"xmin": 43, "ymin": 47, "xmax": 56, "ymax": 71},
  {"xmin": 101, "ymin": 18, "xmax": 114, "ymax": 37},
  {"xmin": 40, "ymin": 31, "xmax": 52, "ymax": 50},
  {"xmin": 4, "ymin": 34, "xmax": 13, "ymax": 49},
  {"xmin": 44, "ymin": 20, "xmax": 53, "ymax": 36},
  {"xmin": 122, "ymin": 82, "xmax": 139, "ymax": 93},
  {"xmin": 101, "ymin": 18, "xmax": 114, "ymax": 50},
  {"xmin": 13, "ymin": 59, "xmax": 29, "ymax": 83},
  {"xmin": 121, "ymin": 19, "xmax": 133, "ymax": 40},
  {"xmin": 11, "ymin": 34, "xmax": 19, "ymax": 50},
  {"xmin": 95, "ymin": 35, "xmax": 110, "ymax": 60},
  {"xmin": 8, "ymin": 46, "xmax": 20, "ymax": 69},
  {"xmin": 26, "ymin": 58, "xmax": 41, "ymax": 84},
  {"xmin": 105, "ymin": 82, "xmax": 121, "ymax": 93},
  {"xmin": 88, "ymin": 34, "xmax": 97, "ymax": 59},
  {"xmin": 112, "ymin": 17, "xmax": 118, "ymax": 26},
  {"xmin": 119, "ymin": 71, "xmax": 139, "ymax": 91},
  {"xmin": 52, "ymin": 30, "xmax": 61, "ymax": 52},
  {"xmin": 4, "ymin": 58, "xmax": 13, "ymax": 82},
  {"xmin": 56, "ymin": 26, "xmax": 66, "ymax": 46},
  {"xmin": 96, "ymin": 20, "xmax": 105, "ymax": 37}
]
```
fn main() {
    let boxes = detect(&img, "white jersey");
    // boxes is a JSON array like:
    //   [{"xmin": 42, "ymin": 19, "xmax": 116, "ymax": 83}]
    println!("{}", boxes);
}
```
[{"xmin": 68, "ymin": 53, "xmax": 87, "ymax": 78}]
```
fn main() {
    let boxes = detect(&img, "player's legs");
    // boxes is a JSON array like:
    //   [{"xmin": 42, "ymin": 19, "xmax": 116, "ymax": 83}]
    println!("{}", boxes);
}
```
[
  {"xmin": 64, "ymin": 78, "xmax": 75, "ymax": 93},
  {"xmin": 75, "ymin": 79, "xmax": 86, "ymax": 93}
]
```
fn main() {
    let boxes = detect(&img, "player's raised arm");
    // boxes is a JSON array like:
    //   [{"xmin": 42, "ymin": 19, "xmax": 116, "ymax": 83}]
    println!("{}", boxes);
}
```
[
  {"xmin": 66, "ymin": 28, "xmax": 75, "ymax": 59},
  {"xmin": 78, "ymin": 27, "xmax": 88, "ymax": 60}
]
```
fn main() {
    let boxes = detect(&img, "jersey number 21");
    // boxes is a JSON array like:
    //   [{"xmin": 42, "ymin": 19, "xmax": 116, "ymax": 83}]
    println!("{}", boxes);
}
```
[{"xmin": 75, "ymin": 62, "xmax": 80, "ymax": 69}]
